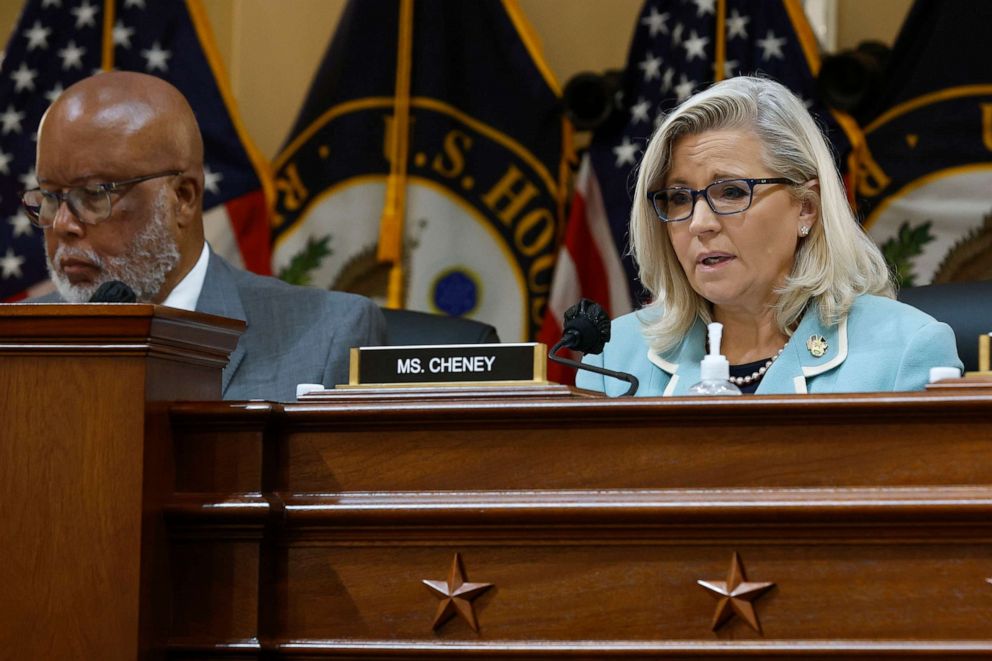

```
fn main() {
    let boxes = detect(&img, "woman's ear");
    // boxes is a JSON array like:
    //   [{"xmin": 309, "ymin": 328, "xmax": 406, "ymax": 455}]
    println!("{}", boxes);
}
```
[{"xmin": 798, "ymin": 178, "xmax": 820, "ymax": 234}]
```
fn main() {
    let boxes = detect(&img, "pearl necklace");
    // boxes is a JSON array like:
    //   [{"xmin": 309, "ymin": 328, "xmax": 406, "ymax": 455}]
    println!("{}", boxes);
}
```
[{"xmin": 729, "ymin": 344, "xmax": 787, "ymax": 386}]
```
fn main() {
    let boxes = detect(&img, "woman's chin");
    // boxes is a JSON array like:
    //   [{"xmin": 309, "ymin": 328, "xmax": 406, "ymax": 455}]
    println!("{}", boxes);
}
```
[{"xmin": 690, "ymin": 278, "xmax": 741, "ymax": 306}]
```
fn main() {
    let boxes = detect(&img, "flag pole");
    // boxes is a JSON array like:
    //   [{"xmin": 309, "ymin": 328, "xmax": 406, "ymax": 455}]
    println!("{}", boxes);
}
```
[
  {"xmin": 782, "ymin": 0, "xmax": 864, "ymax": 207},
  {"xmin": 378, "ymin": 0, "xmax": 415, "ymax": 309},
  {"xmin": 101, "ymin": 0, "xmax": 115, "ymax": 70},
  {"xmin": 714, "ymin": 0, "xmax": 726, "ymax": 82}
]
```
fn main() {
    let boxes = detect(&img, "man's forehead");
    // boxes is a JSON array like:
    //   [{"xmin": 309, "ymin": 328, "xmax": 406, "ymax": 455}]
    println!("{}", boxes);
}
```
[
  {"xmin": 38, "ymin": 117, "xmax": 165, "ymax": 185},
  {"xmin": 49, "ymin": 93, "xmax": 159, "ymax": 133},
  {"xmin": 37, "ymin": 74, "xmax": 201, "ymax": 180}
]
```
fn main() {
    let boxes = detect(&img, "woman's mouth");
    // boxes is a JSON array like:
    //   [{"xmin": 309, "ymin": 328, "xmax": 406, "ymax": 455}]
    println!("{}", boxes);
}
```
[{"xmin": 697, "ymin": 253, "xmax": 735, "ymax": 269}]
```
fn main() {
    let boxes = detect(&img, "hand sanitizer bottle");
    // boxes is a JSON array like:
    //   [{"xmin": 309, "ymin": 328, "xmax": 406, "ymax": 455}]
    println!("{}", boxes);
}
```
[{"xmin": 688, "ymin": 322, "xmax": 742, "ymax": 395}]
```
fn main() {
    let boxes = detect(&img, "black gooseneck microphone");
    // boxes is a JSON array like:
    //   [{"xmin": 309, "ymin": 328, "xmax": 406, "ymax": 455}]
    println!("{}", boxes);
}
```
[
  {"xmin": 89, "ymin": 280, "xmax": 137, "ymax": 303},
  {"xmin": 549, "ymin": 298, "xmax": 639, "ymax": 396}
]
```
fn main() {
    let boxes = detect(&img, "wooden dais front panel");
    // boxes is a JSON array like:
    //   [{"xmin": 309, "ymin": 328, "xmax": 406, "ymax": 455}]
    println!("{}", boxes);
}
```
[
  {"xmin": 0, "ymin": 304, "xmax": 243, "ymax": 661},
  {"xmin": 166, "ymin": 392, "xmax": 992, "ymax": 659}
]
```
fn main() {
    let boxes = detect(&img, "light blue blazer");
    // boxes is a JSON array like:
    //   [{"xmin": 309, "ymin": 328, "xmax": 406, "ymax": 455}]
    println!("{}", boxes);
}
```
[{"xmin": 577, "ymin": 295, "xmax": 962, "ymax": 396}]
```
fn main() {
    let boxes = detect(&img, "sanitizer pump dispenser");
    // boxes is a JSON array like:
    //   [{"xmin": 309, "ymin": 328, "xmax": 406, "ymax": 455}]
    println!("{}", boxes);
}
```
[{"xmin": 688, "ymin": 322, "xmax": 742, "ymax": 396}]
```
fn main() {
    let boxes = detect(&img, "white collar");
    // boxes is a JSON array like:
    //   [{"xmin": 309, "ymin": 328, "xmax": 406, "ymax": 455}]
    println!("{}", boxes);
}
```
[{"xmin": 161, "ymin": 242, "xmax": 210, "ymax": 311}]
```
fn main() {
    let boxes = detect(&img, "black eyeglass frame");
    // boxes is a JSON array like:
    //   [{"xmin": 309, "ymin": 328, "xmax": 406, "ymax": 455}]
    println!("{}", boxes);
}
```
[
  {"xmin": 646, "ymin": 177, "xmax": 799, "ymax": 223},
  {"xmin": 20, "ymin": 170, "xmax": 182, "ymax": 228}
]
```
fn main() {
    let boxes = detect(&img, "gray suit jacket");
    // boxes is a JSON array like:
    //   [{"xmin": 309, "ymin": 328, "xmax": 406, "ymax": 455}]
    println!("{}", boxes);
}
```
[
  {"xmin": 196, "ymin": 251, "xmax": 384, "ymax": 400},
  {"xmin": 33, "ymin": 250, "xmax": 385, "ymax": 401}
]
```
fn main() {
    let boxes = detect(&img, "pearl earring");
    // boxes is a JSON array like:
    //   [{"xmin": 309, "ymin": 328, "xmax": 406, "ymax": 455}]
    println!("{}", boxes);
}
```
[{"xmin": 799, "ymin": 226, "xmax": 810, "ymax": 237}]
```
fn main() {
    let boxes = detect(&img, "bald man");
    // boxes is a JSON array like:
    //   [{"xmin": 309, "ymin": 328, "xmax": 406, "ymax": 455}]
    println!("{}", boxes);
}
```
[{"xmin": 28, "ymin": 72, "xmax": 384, "ymax": 400}]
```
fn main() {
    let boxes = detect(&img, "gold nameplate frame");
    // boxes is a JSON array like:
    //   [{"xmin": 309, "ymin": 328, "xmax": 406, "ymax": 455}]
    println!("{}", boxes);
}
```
[{"xmin": 345, "ymin": 343, "xmax": 547, "ymax": 388}]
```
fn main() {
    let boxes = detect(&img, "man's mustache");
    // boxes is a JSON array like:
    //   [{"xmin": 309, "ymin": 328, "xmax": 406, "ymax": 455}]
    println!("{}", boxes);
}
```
[{"xmin": 52, "ymin": 244, "xmax": 104, "ymax": 271}]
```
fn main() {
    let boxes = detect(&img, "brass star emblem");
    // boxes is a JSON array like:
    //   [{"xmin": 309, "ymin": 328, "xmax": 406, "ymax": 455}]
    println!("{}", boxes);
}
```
[
  {"xmin": 423, "ymin": 553, "xmax": 493, "ymax": 632},
  {"xmin": 697, "ymin": 552, "xmax": 775, "ymax": 633}
]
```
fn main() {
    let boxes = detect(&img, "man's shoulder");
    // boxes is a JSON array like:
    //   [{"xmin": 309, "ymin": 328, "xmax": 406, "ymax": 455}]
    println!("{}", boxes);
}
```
[{"xmin": 227, "ymin": 267, "xmax": 376, "ymax": 315}]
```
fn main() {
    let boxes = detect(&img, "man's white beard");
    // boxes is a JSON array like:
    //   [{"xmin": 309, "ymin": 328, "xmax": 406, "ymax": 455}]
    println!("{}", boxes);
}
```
[{"xmin": 46, "ymin": 189, "xmax": 182, "ymax": 303}]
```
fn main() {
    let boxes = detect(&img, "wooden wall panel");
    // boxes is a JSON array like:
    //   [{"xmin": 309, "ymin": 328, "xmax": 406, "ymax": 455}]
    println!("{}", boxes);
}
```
[
  {"xmin": 0, "ymin": 304, "xmax": 243, "ymax": 661},
  {"xmin": 165, "ymin": 392, "xmax": 992, "ymax": 658},
  {"xmin": 273, "ymin": 542, "xmax": 992, "ymax": 641},
  {"xmin": 280, "ymin": 413, "xmax": 991, "ymax": 492},
  {"xmin": 171, "ymin": 540, "xmax": 261, "ymax": 640},
  {"xmin": 0, "ymin": 356, "xmax": 146, "ymax": 661}
]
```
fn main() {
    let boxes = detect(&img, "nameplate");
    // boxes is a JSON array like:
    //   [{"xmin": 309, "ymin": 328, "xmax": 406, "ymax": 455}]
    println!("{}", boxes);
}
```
[{"xmin": 346, "ymin": 343, "xmax": 547, "ymax": 387}]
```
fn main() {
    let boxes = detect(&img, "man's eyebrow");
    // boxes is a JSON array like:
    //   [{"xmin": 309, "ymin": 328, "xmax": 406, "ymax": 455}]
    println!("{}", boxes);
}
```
[{"xmin": 36, "ymin": 174, "xmax": 106, "ymax": 186}]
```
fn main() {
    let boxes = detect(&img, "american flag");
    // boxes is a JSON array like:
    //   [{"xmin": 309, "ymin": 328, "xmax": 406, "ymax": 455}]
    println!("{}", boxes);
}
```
[
  {"xmin": 0, "ymin": 0, "xmax": 272, "ymax": 301},
  {"xmin": 539, "ymin": 0, "xmax": 861, "ymax": 384}
]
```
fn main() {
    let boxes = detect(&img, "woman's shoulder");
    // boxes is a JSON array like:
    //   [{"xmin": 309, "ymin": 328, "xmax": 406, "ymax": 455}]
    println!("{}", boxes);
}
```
[
  {"xmin": 842, "ymin": 293, "xmax": 962, "ymax": 387},
  {"xmin": 611, "ymin": 304, "xmax": 663, "ymax": 335},
  {"xmin": 848, "ymin": 293, "xmax": 942, "ymax": 329},
  {"xmin": 599, "ymin": 305, "xmax": 660, "ymax": 355}
]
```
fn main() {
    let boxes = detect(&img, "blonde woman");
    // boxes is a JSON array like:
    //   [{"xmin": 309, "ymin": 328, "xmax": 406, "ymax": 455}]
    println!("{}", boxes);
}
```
[{"xmin": 579, "ymin": 77, "xmax": 960, "ymax": 395}]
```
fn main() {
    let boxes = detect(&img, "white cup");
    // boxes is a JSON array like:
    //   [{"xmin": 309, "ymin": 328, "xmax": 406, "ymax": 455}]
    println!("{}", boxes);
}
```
[
  {"xmin": 296, "ymin": 383, "xmax": 326, "ymax": 399},
  {"xmin": 928, "ymin": 366, "xmax": 962, "ymax": 383}
]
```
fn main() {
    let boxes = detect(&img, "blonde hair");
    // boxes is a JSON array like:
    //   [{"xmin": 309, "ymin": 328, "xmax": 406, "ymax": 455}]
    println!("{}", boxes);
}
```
[{"xmin": 631, "ymin": 76, "xmax": 893, "ymax": 354}]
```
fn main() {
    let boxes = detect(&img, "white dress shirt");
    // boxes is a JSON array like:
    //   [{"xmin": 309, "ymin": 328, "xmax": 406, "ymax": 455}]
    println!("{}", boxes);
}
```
[{"xmin": 161, "ymin": 241, "xmax": 210, "ymax": 311}]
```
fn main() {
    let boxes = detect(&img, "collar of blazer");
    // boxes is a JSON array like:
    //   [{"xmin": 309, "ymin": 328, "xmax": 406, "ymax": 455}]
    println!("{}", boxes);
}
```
[
  {"xmin": 645, "ymin": 303, "xmax": 849, "ymax": 395},
  {"xmin": 194, "ymin": 247, "xmax": 247, "ymax": 395}
]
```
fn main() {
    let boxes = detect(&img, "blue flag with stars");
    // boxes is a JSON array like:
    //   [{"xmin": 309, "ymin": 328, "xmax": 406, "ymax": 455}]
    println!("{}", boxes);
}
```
[
  {"xmin": 583, "ymin": 0, "xmax": 862, "ymax": 306},
  {"xmin": 0, "ymin": 0, "xmax": 272, "ymax": 301}
]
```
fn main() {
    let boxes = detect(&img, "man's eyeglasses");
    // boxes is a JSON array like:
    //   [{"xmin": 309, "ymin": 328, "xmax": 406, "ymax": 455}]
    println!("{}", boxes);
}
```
[
  {"xmin": 20, "ymin": 171, "xmax": 182, "ymax": 228},
  {"xmin": 646, "ymin": 177, "xmax": 797, "ymax": 223}
]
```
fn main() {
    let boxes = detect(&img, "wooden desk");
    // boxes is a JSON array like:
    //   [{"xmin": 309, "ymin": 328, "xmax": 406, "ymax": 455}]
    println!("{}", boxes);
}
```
[{"xmin": 165, "ymin": 389, "xmax": 992, "ymax": 659}]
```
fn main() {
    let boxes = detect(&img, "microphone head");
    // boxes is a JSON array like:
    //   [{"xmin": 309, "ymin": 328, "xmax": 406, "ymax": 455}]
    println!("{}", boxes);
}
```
[
  {"xmin": 562, "ymin": 298, "xmax": 611, "ymax": 354},
  {"xmin": 89, "ymin": 280, "xmax": 137, "ymax": 303}
]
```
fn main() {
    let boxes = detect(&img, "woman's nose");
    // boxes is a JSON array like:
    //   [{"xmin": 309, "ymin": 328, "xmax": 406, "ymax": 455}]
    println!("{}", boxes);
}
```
[{"xmin": 686, "ymin": 194, "xmax": 720, "ymax": 235}]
